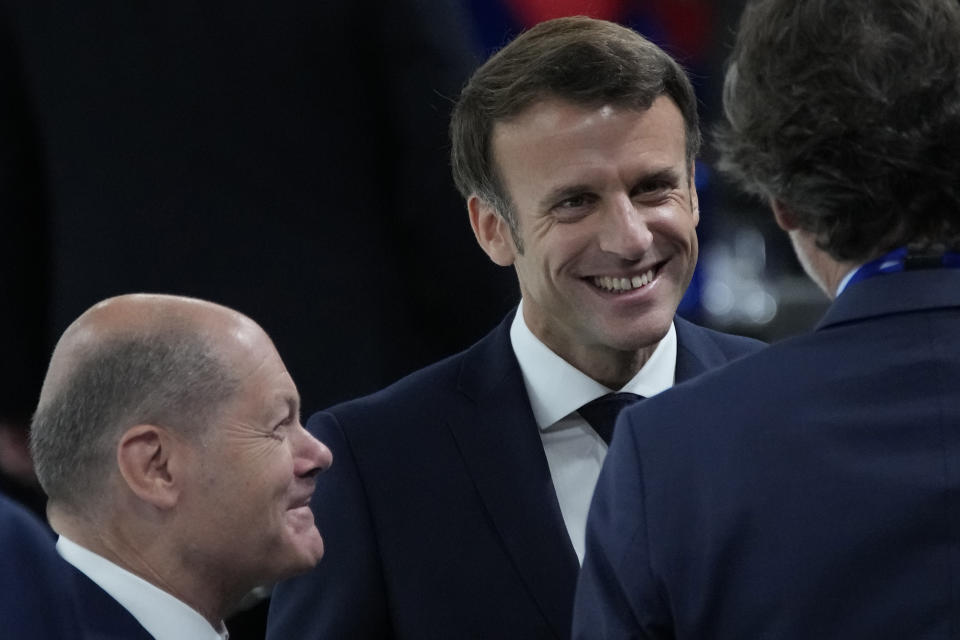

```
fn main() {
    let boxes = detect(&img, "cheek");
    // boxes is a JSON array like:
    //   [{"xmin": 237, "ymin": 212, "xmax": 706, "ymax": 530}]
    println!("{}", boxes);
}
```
[
  {"xmin": 225, "ymin": 449, "xmax": 294, "ymax": 511},
  {"xmin": 653, "ymin": 208, "xmax": 698, "ymax": 249},
  {"xmin": 535, "ymin": 234, "xmax": 589, "ymax": 275}
]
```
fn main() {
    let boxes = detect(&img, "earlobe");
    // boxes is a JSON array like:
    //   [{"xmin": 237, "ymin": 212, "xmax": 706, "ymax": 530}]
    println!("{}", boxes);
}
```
[
  {"xmin": 116, "ymin": 425, "xmax": 180, "ymax": 510},
  {"xmin": 771, "ymin": 199, "xmax": 799, "ymax": 231},
  {"xmin": 467, "ymin": 196, "xmax": 517, "ymax": 267}
]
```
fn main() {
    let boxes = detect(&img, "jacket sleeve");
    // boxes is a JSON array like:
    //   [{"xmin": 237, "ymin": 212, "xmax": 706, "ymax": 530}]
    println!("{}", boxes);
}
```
[{"xmin": 267, "ymin": 410, "xmax": 394, "ymax": 639}]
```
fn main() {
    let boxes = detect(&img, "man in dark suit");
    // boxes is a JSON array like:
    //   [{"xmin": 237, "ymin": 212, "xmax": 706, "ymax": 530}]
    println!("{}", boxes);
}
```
[
  {"xmin": 574, "ymin": 1, "xmax": 960, "ymax": 638},
  {"xmin": 28, "ymin": 293, "xmax": 334, "ymax": 639},
  {"xmin": 268, "ymin": 17, "xmax": 763, "ymax": 640}
]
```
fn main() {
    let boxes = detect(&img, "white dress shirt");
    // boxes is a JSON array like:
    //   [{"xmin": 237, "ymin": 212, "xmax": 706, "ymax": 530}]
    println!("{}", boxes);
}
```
[
  {"xmin": 510, "ymin": 300, "xmax": 677, "ymax": 562},
  {"xmin": 57, "ymin": 536, "xmax": 229, "ymax": 640}
]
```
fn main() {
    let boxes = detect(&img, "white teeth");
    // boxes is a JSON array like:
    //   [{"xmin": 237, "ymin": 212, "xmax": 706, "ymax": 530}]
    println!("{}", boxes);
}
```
[{"xmin": 592, "ymin": 269, "xmax": 655, "ymax": 293}]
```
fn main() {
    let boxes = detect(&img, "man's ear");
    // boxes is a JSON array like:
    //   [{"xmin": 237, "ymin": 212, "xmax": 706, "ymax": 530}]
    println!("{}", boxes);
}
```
[
  {"xmin": 468, "ymin": 196, "xmax": 517, "ymax": 267},
  {"xmin": 116, "ymin": 425, "xmax": 182, "ymax": 510},
  {"xmin": 771, "ymin": 199, "xmax": 799, "ymax": 231}
]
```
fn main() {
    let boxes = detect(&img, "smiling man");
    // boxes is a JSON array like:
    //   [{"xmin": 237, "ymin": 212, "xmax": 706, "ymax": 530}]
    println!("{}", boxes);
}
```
[
  {"xmin": 268, "ymin": 16, "xmax": 763, "ymax": 640},
  {"xmin": 29, "ymin": 293, "xmax": 332, "ymax": 639}
]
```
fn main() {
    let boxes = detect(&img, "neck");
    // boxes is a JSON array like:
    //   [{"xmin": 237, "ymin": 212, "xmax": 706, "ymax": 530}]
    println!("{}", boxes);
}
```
[
  {"xmin": 552, "ymin": 340, "xmax": 656, "ymax": 389},
  {"xmin": 788, "ymin": 229, "xmax": 859, "ymax": 300},
  {"xmin": 519, "ymin": 305, "xmax": 662, "ymax": 388},
  {"xmin": 50, "ymin": 505, "xmax": 232, "ymax": 628}
]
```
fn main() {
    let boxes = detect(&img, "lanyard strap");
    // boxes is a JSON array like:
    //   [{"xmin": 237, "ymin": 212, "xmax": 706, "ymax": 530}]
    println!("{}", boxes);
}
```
[{"xmin": 844, "ymin": 246, "xmax": 960, "ymax": 291}]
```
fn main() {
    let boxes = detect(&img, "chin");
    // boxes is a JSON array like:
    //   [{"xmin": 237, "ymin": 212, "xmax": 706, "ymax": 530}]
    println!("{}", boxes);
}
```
[
  {"xmin": 290, "ymin": 533, "xmax": 326, "ymax": 570},
  {"xmin": 604, "ymin": 319, "xmax": 673, "ymax": 352},
  {"xmin": 267, "ymin": 547, "xmax": 325, "ymax": 583}
]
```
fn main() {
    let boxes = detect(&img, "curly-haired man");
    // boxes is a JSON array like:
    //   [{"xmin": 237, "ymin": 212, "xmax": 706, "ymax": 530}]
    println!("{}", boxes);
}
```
[{"xmin": 576, "ymin": 1, "xmax": 960, "ymax": 637}]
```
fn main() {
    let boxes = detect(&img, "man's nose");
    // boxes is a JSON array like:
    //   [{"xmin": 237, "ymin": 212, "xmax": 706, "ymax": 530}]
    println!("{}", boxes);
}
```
[
  {"xmin": 294, "ymin": 424, "xmax": 333, "ymax": 478},
  {"xmin": 596, "ymin": 193, "xmax": 653, "ymax": 260}
]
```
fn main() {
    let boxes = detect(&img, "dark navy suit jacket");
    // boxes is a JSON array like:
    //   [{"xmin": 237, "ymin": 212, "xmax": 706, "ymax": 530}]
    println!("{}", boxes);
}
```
[
  {"xmin": 574, "ymin": 268, "xmax": 960, "ymax": 639},
  {"xmin": 1, "ymin": 494, "xmax": 152, "ymax": 639},
  {"xmin": 268, "ymin": 311, "xmax": 763, "ymax": 639},
  {"xmin": 63, "ymin": 565, "xmax": 155, "ymax": 640},
  {"xmin": 1, "ymin": 493, "xmax": 74, "ymax": 639}
]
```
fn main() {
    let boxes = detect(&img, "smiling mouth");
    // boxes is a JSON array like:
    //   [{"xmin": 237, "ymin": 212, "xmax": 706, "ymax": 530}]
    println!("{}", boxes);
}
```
[
  {"xmin": 589, "ymin": 263, "xmax": 663, "ymax": 294},
  {"xmin": 288, "ymin": 488, "xmax": 315, "ymax": 511}
]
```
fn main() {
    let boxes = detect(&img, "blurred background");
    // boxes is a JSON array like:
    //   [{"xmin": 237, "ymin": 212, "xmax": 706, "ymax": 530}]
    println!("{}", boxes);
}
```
[{"xmin": 0, "ymin": 0, "xmax": 828, "ymax": 635}]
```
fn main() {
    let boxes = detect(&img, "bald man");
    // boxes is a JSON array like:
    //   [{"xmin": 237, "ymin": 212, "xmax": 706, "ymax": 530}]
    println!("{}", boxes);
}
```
[{"xmin": 26, "ymin": 294, "xmax": 332, "ymax": 639}]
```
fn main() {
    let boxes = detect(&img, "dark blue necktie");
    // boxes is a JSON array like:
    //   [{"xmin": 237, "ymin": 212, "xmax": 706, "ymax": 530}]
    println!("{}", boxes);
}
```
[{"xmin": 578, "ymin": 392, "xmax": 643, "ymax": 444}]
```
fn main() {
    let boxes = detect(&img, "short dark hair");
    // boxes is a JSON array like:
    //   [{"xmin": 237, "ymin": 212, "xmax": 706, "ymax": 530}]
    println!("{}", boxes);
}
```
[
  {"xmin": 716, "ymin": 0, "xmax": 960, "ymax": 262},
  {"xmin": 30, "ymin": 329, "xmax": 239, "ymax": 511},
  {"xmin": 450, "ymin": 16, "xmax": 700, "ymax": 247}
]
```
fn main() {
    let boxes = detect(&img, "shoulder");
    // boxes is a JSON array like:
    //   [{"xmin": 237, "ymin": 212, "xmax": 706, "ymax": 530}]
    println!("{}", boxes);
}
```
[
  {"xmin": 308, "ymin": 314, "xmax": 515, "ymax": 436},
  {"xmin": 0, "ymin": 495, "xmax": 61, "ymax": 580},
  {"xmin": 0, "ymin": 497, "xmax": 80, "ymax": 638},
  {"xmin": 674, "ymin": 315, "xmax": 766, "ymax": 359},
  {"xmin": 0, "ymin": 493, "xmax": 52, "ymax": 545},
  {"xmin": 624, "ymin": 332, "xmax": 809, "ymax": 453},
  {"xmin": 322, "ymin": 343, "xmax": 471, "ymax": 424}
]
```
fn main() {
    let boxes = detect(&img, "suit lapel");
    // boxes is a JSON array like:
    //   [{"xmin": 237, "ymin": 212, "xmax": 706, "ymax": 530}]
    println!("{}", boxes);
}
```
[
  {"xmin": 674, "ymin": 315, "xmax": 730, "ymax": 382},
  {"xmin": 442, "ymin": 313, "xmax": 741, "ymax": 637},
  {"xmin": 447, "ymin": 312, "xmax": 579, "ymax": 639}
]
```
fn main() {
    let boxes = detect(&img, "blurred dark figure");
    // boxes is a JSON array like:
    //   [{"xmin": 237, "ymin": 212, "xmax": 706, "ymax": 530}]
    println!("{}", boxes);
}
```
[
  {"xmin": 0, "ymin": 1, "xmax": 515, "ymax": 636},
  {"xmin": 0, "ymin": 0, "xmax": 516, "ymax": 425},
  {"xmin": 0, "ymin": 492, "xmax": 76, "ymax": 639}
]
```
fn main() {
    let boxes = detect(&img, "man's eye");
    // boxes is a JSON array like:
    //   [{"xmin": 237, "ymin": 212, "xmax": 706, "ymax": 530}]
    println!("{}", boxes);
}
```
[
  {"xmin": 271, "ymin": 414, "xmax": 295, "ymax": 439},
  {"xmin": 553, "ymin": 194, "xmax": 595, "ymax": 219},
  {"xmin": 636, "ymin": 180, "xmax": 672, "ymax": 194}
]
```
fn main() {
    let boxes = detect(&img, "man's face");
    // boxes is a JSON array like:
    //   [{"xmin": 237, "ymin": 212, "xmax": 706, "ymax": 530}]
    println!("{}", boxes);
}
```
[
  {"xmin": 483, "ymin": 95, "xmax": 699, "ymax": 375},
  {"xmin": 179, "ymin": 326, "xmax": 332, "ymax": 587}
]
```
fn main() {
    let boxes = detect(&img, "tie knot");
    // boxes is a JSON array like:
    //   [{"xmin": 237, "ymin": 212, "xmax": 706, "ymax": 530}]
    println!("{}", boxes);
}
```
[{"xmin": 579, "ymin": 392, "xmax": 643, "ymax": 444}]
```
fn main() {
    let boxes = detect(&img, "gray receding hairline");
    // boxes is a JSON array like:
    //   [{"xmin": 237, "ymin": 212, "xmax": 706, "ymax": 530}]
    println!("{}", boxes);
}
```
[{"xmin": 30, "ymin": 323, "xmax": 241, "ymax": 512}]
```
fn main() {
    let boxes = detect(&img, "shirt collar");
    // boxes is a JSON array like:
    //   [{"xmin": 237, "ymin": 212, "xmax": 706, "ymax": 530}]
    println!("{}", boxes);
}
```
[
  {"xmin": 509, "ymin": 299, "xmax": 677, "ymax": 430},
  {"xmin": 835, "ymin": 263, "xmax": 863, "ymax": 297},
  {"xmin": 57, "ymin": 536, "xmax": 229, "ymax": 640}
]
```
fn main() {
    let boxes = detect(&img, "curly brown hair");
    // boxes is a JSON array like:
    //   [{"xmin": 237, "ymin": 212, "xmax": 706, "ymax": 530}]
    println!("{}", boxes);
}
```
[{"xmin": 716, "ymin": 0, "xmax": 960, "ymax": 262}]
